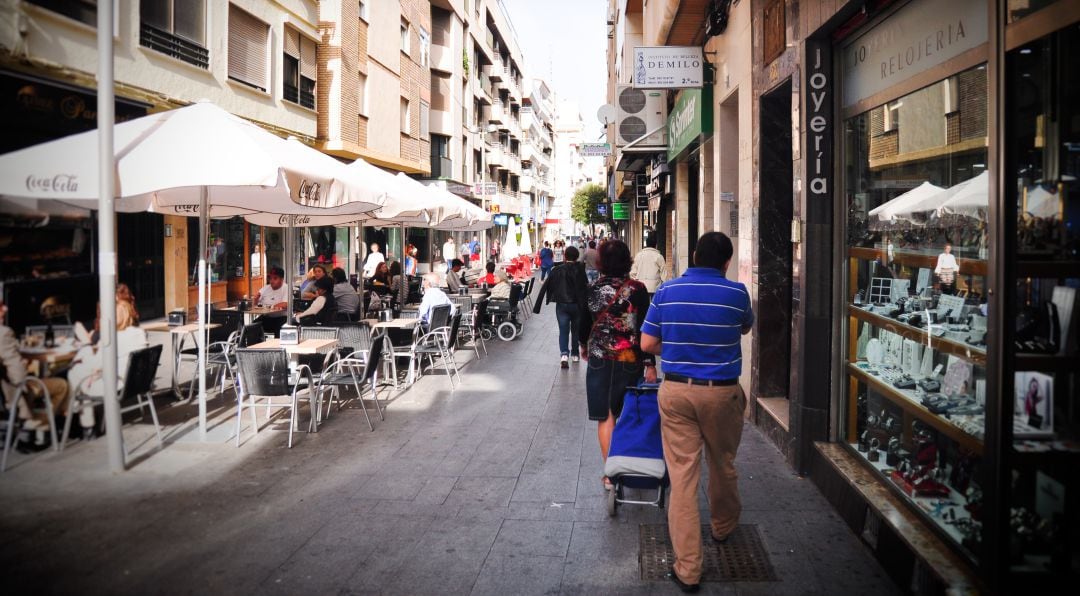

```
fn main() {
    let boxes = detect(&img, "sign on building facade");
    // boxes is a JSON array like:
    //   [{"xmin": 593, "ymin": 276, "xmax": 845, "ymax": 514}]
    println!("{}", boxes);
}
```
[{"xmin": 633, "ymin": 46, "xmax": 705, "ymax": 89}]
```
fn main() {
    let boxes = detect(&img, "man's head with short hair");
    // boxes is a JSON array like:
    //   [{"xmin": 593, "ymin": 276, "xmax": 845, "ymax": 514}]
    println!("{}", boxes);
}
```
[
  {"xmin": 267, "ymin": 267, "xmax": 285, "ymax": 289},
  {"xmin": 451, "ymin": 259, "xmax": 463, "ymax": 270},
  {"xmin": 331, "ymin": 267, "xmax": 347, "ymax": 284},
  {"xmin": 693, "ymin": 232, "xmax": 734, "ymax": 272},
  {"xmin": 370, "ymin": 243, "xmax": 380, "ymax": 253},
  {"xmin": 422, "ymin": 272, "xmax": 440, "ymax": 289},
  {"xmin": 644, "ymin": 234, "xmax": 657, "ymax": 248},
  {"xmin": 588, "ymin": 240, "xmax": 596, "ymax": 249},
  {"xmin": 486, "ymin": 262, "xmax": 496, "ymax": 274},
  {"xmin": 564, "ymin": 246, "xmax": 580, "ymax": 262}
]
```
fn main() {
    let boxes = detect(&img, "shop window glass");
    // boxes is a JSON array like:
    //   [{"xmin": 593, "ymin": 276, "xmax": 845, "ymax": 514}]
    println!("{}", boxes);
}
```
[
  {"xmin": 843, "ymin": 65, "xmax": 989, "ymax": 562},
  {"xmin": 188, "ymin": 218, "xmax": 229, "ymax": 284},
  {"xmin": 226, "ymin": 218, "xmax": 245, "ymax": 280},
  {"xmin": 1004, "ymin": 24, "xmax": 1079, "ymax": 580}
]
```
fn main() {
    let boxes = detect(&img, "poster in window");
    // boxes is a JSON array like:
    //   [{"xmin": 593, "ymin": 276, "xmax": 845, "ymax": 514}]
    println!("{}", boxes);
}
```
[{"xmin": 1014, "ymin": 372, "xmax": 1054, "ymax": 437}]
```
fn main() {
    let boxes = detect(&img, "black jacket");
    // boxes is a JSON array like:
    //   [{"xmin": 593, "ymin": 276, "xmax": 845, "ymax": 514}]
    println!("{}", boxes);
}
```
[{"xmin": 533, "ymin": 261, "xmax": 588, "ymax": 313}]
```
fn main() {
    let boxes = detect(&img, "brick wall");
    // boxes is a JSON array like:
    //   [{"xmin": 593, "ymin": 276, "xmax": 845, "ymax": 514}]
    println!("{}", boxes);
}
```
[{"xmin": 958, "ymin": 68, "xmax": 987, "ymax": 141}]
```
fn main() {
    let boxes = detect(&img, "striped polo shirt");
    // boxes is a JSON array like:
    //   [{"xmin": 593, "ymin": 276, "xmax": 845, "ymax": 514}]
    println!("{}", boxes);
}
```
[{"xmin": 641, "ymin": 267, "xmax": 753, "ymax": 381}]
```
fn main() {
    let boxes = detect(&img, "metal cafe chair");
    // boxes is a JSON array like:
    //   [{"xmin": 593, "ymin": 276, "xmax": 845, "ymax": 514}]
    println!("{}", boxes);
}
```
[
  {"xmin": 408, "ymin": 307, "xmax": 460, "ymax": 390},
  {"xmin": 60, "ymin": 345, "xmax": 165, "ymax": 455},
  {"xmin": 316, "ymin": 334, "xmax": 386, "ymax": 431},
  {"xmin": 234, "ymin": 349, "xmax": 316, "ymax": 448},
  {"xmin": 1, "ymin": 377, "xmax": 59, "ymax": 472}
]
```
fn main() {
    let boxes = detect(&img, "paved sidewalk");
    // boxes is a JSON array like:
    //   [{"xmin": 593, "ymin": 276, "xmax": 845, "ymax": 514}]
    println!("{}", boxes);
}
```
[{"xmin": 0, "ymin": 298, "xmax": 899, "ymax": 595}]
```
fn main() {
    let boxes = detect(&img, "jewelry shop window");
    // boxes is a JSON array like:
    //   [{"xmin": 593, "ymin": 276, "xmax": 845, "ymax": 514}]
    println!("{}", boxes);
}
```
[{"xmin": 843, "ymin": 65, "xmax": 989, "ymax": 562}]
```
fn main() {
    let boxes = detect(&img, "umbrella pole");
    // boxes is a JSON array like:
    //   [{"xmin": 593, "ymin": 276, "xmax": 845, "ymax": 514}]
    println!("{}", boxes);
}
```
[
  {"xmin": 97, "ymin": 0, "xmax": 123, "ymax": 471},
  {"xmin": 197, "ymin": 186, "xmax": 208, "ymax": 441},
  {"xmin": 400, "ymin": 222, "xmax": 406, "ymax": 304},
  {"xmin": 285, "ymin": 222, "xmax": 293, "ymax": 321}
]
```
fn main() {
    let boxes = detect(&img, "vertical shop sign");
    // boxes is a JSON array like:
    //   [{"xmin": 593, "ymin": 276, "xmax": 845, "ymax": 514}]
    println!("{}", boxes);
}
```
[{"xmin": 806, "ymin": 38, "xmax": 832, "ymax": 201}]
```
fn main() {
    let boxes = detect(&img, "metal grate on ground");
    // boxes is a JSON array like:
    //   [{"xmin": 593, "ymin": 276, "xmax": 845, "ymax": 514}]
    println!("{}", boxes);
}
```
[{"xmin": 639, "ymin": 523, "xmax": 778, "ymax": 582}]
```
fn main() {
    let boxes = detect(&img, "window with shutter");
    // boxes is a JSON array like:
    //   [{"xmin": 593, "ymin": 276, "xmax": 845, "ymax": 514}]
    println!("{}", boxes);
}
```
[
  {"xmin": 139, "ymin": 0, "xmax": 208, "ymax": 69},
  {"xmin": 358, "ymin": 73, "xmax": 368, "ymax": 116},
  {"xmin": 283, "ymin": 26, "xmax": 317, "ymax": 109},
  {"xmin": 228, "ymin": 5, "xmax": 269, "ymax": 91}
]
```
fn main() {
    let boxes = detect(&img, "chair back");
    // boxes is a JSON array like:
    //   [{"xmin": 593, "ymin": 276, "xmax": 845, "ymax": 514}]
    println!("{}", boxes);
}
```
[
  {"xmin": 235, "ymin": 349, "xmax": 293, "ymax": 396},
  {"xmin": 508, "ymin": 283, "xmax": 523, "ymax": 308},
  {"xmin": 362, "ymin": 334, "xmax": 386, "ymax": 384},
  {"xmin": 301, "ymin": 326, "xmax": 340, "ymax": 342},
  {"xmin": 238, "ymin": 323, "xmax": 265, "ymax": 348},
  {"xmin": 209, "ymin": 309, "xmax": 244, "ymax": 343},
  {"xmin": 429, "ymin": 303, "xmax": 452, "ymax": 331},
  {"xmin": 447, "ymin": 312, "xmax": 462, "ymax": 347},
  {"xmin": 336, "ymin": 322, "xmax": 373, "ymax": 355},
  {"xmin": 120, "ymin": 345, "xmax": 163, "ymax": 401},
  {"xmin": 474, "ymin": 299, "xmax": 489, "ymax": 332}
]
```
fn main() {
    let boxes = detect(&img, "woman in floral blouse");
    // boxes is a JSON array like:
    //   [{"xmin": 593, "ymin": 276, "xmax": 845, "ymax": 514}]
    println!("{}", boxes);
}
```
[{"xmin": 579, "ymin": 239, "xmax": 657, "ymax": 490}]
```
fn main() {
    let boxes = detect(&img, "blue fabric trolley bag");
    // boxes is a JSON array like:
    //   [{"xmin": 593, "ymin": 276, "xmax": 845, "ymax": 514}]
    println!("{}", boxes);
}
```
[{"xmin": 603, "ymin": 382, "xmax": 668, "ymax": 515}]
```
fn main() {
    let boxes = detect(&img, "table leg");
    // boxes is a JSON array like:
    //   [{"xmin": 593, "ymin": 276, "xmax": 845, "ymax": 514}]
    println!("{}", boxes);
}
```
[{"xmin": 171, "ymin": 333, "xmax": 183, "ymax": 399}]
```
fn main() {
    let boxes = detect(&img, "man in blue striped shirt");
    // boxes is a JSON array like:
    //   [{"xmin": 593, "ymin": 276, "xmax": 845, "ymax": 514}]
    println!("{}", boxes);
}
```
[{"xmin": 641, "ymin": 232, "xmax": 752, "ymax": 593}]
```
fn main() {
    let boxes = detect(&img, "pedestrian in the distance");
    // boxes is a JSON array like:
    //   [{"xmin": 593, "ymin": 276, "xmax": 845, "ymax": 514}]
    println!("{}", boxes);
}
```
[
  {"xmin": 533, "ymin": 245, "xmax": 587, "ymax": 369},
  {"xmin": 640, "ymin": 232, "xmax": 753, "ymax": 593},
  {"xmin": 582, "ymin": 240, "xmax": 600, "ymax": 284},
  {"xmin": 442, "ymin": 236, "xmax": 457, "ymax": 269},
  {"xmin": 629, "ymin": 234, "xmax": 670, "ymax": 297},
  {"xmin": 579, "ymin": 239, "xmax": 656, "ymax": 491},
  {"xmin": 538, "ymin": 241, "xmax": 554, "ymax": 280},
  {"xmin": 552, "ymin": 240, "xmax": 565, "ymax": 267}
]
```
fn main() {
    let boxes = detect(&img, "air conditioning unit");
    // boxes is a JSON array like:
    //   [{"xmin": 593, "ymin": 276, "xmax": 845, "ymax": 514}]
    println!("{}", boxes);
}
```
[{"xmin": 614, "ymin": 85, "xmax": 667, "ymax": 148}]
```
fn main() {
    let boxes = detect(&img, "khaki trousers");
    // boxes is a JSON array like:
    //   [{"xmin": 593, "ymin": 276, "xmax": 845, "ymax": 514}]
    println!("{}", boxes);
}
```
[{"xmin": 658, "ymin": 380, "xmax": 746, "ymax": 584}]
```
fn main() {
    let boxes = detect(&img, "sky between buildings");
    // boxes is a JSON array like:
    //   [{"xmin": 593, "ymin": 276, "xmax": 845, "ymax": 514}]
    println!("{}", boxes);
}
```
[{"xmin": 502, "ymin": 0, "xmax": 608, "ymax": 141}]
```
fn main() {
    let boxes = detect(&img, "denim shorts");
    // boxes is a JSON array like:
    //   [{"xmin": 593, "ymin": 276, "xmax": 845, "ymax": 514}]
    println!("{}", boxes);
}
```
[{"xmin": 585, "ymin": 356, "xmax": 643, "ymax": 421}]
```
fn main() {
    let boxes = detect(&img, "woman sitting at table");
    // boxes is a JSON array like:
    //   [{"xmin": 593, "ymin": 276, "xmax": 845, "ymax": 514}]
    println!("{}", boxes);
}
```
[
  {"xmin": 299, "ymin": 265, "xmax": 327, "ymax": 300},
  {"xmin": 489, "ymin": 269, "xmax": 513, "ymax": 300},
  {"xmin": 476, "ymin": 261, "xmax": 498, "ymax": 287},
  {"xmin": 67, "ymin": 300, "xmax": 147, "ymax": 439},
  {"xmin": 369, "ymin": 262, "xmax": 392, "ymax": 294},
  {"xmin": 296, "ymin": 277, "xmax": 336, "ymax": 326},
  {"xmin": 331, "ymin": 267, "xmax": 360, "ymax": 318}
]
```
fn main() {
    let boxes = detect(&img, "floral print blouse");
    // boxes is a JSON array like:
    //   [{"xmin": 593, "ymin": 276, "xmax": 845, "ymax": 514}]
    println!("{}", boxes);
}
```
[{"xmin": 579, "ymin": 275, "xmax": 654, "ymax": 364}]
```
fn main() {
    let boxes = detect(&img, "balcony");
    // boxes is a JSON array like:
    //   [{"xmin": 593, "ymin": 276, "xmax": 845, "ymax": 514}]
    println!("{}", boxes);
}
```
[
  {"xmin": 473, "ymin": 74, "xmax": 493, "ymax": 104},
  {"xmin": 140, "ymin": 24, "xmax": 208, "ymax": 69},
  {"xmin": 520, "ymin": 143, "xmax": 536, "ymax": 163},
  {"xmin": 430, "ymin": 42, "xmax": 453, "ymax": 74},
  {"xmin": 430, "ymin": 156, "xmax": 454, "ymax": 179},
  {"xmin": 487, "ymin": 144, "xmax": 505, "ymax": 168},
  {"xmin": 485, "ymin": 60, "xmax": 503, "ymax": 81},
  {"xmin": 488, "ymin": 101, "xmax": 505, "ymax": 125},
  {"xmin": 519, "ymin": 175, "xmax": 534, "ymax": 193},
  {"xmin": 430, "ymin": 106, "xmax": 453, "ymax": 136}
]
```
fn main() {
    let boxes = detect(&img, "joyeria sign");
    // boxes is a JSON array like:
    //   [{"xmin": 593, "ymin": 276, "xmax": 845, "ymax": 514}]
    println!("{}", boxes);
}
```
[{"xmin": 805, "ymin": 39, "xmax": 831, "ymax": 202}]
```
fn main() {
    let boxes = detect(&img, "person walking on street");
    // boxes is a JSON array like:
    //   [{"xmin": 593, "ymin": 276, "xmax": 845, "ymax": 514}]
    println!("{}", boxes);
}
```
[
  {"xmin": 538, "ymin": 241, "xmax": 554, "ymax": 280},
  {"xmin": 552, "ymin": 240, "xmax": 565, "ymax": 267},
  {"xmin": 582, "ymin": 240, "xmax": 600, "ymax": 284},
  {"xmin": 629, "ymin": 234, "xmax": 670, "ymax": 297},
  {"xmin": 579, "ymin": 240, "xmax": 656, "ymax": 490},
  {"xmin": 533, "ymin": 245, "xmax": 588, "ymax": 368},
  {"xmin": 442, "ymin": 236, "xmax": 457, "ymax": 269},
  {"xmin": 640, "ymin": 232, "xmax": 753, "ymax": 593},
  {"xmin": 490, "ymin": 239, "xmax": 501, "ymax": 263}
]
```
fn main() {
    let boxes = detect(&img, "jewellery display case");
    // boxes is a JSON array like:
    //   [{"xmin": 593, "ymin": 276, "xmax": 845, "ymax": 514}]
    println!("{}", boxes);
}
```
[{"xmin": 843, "ymin": 65, "xmax": 992, "ymax": 562}]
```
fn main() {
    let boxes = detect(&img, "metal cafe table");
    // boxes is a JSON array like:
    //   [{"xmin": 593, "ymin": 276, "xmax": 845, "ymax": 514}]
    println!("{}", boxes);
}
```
[
  {"xmin": 143, "ymin": 321, "xmax": 221, "ymax": 399},
  {"xmin": 218, "ymin": 305, "xmax": 285, "ymax": 326}
]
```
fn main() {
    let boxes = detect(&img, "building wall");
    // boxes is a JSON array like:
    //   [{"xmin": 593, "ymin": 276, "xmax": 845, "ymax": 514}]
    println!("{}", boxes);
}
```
[{"xmin": 1, "ymin": 0, "xmax": 320, "ymax": 135}]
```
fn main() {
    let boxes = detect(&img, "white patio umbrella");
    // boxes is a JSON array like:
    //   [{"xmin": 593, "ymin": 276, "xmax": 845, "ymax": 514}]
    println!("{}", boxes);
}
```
[
  {"xmin": 503, "ymin": 216, "xmax": 521, "ymax": 260},
  {"xmin": 867, "ymin": 181, "xmax": 945, "ymax": 225},
  {"xmin": 936, "ymin": 171, "xmax": 990, "ymax": 218},
  {"xmin": 0, "ymin": 101, "xmax": 387, "ymax": 443},
  {"xmin": 1023, "ymin": 183, "xmax": 1059, "ymax": 219}
]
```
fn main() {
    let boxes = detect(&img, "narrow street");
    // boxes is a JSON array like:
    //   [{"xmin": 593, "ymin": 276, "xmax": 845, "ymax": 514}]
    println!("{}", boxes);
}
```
[{"xmin": 0, "ymin": 304, "xmax": 899, "ymax": 595}]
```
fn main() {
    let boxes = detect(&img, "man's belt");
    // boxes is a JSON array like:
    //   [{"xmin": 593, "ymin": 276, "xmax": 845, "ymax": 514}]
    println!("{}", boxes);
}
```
[{"xmin": 663, "ymin": 373, "xmax": 737, "ymax": 387}]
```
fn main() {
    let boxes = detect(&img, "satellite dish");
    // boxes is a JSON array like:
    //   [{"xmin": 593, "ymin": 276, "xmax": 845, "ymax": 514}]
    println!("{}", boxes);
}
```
[{"xmin": 597, "ymin": 104, "xmax": 616, "ymax": 125}]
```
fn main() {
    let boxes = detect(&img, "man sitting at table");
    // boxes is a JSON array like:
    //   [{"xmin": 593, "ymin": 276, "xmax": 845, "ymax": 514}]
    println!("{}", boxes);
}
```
[
  {"xmin": 476, "ymin": 261, "xmax": 498, "ymax": 287},
  {"xmin": 255, "ymin": 266, "xmax": 289, "ymax": 337},
  {"xmin": 418, "ymin": 272, "xmax": 455, "ymax": 329},
  {"xmin": 1, "ymin": 299, "xmax": 69, "ymax": 438},
  {"xmin": 446, "ymin": 259, "xmax": 465, "ymax": 294}
]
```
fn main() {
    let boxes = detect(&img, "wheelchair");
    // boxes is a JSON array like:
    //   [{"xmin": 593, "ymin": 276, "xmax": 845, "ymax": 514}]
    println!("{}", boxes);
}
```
[{"xmin": 481, "ymin": 283, "xmax": 524, "ymax": 341}]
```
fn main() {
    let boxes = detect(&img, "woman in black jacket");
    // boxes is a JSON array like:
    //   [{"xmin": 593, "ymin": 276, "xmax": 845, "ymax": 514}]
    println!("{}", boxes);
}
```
[{"xmin": 533, "ymin": 246, "xmax": 588, "ymax": 369}]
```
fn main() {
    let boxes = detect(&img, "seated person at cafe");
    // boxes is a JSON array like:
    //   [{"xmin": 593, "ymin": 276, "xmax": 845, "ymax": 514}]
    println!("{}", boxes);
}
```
[
  {"xmin": 489, "ymin": 269, "xmax": 513, "ymax": 300},
  {"xmin": 67, "ymin": 300, "xmax": 147, "ymax": 440},
  {"xmin": 296, "ymin": 276, "xmax": 336, "ymax": 326},
  {"xmin": 389, "ymin": 261, "xmax": 408, "ymax": 307},
  {"xmin": 117, "ymin": 283, "xmax": 139, "ymax": 323},
  {"xmin": 331, "ymin": 267, "xmax": 360, "ymax": 318},
  {"xmin": 369, "ymin": 261, "xmax": 392, "ymax": 294},
  {"xmin": 1, "ymin": 299, "xmax": 70, "ymax": 433},
  {"xmin": 446, "ymin": 259, "xmax": 465, "ymax": 294},
  {"xmin": 255, "ymin": 266, "xmax": 289, "ymax": 336},
  {"xmin": 476, "ymin": 261, "xmax": 498, "ymax": 287},
  {"xmin": 300, "ymin": 265, "xmax": 327, "ymax": 300},
  {"xmin": 418, "ymin": 272, "xmax": 455, "ymax": 329}
]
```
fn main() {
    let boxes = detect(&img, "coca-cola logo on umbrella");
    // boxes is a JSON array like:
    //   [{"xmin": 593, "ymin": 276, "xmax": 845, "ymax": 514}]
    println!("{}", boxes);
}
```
[{"xmin": 26, "ymin": 174, "xmax": 78, "ymax": 193}]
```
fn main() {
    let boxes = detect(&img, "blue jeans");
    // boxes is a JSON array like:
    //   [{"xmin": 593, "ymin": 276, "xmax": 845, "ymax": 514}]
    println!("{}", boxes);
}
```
[
  {"xmin": 555, "ymin": 302, "xmax": 580, "ymax": 356},
  {"xmin": 540, "ymin": 265, "xmax": 552, "ymax": 280}
]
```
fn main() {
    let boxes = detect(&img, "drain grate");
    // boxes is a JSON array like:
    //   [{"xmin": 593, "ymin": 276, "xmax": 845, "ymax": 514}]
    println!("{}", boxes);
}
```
[{"xmin": 639, "ymin": 524, "xmax": 777, "ymax": 582}]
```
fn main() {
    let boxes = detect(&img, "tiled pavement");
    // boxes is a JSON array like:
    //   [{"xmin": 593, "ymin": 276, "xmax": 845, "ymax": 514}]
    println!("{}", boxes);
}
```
[{"xmin": 0, "ymin": 296, "xmax": 900, "ymax": 595}]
